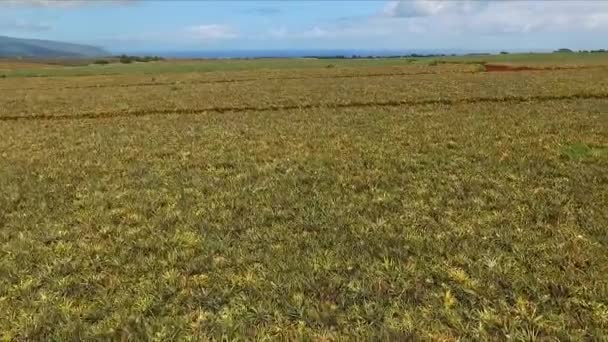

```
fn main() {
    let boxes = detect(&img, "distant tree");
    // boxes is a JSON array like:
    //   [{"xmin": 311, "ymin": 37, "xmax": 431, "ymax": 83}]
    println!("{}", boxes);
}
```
[
  {"xmin": 140, "ymin": 56, "xmax": 164, "ymax": 62},
  {"xmin": 554, "ymin": 48, "xmax": 574, "ymax": 53},
  {"xmin": 116, "ymin": 55, "xmax": 163, "ymax": 63},
  {"xmin": 93, "ymin": 60, "xmax": 110, "ymax": 65},
  {"xmin": 500, "ymin": 51, "xmax": 509, "ymax": 55},
  {"xmin": 119, "ymin": 54, "xmax": 132, "ymax": 63}
]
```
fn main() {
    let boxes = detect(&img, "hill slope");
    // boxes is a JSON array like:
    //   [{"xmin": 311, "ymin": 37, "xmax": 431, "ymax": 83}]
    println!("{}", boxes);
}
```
[{"xmin": 0, "ymin": 36, "xmax": 108, "ymax": 58}]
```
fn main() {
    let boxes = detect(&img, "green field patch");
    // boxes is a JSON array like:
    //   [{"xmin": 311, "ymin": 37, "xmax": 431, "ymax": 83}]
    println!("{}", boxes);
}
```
[{"xmin": 563, "ymin": 143, "xmax": 608, "ymax": 159}]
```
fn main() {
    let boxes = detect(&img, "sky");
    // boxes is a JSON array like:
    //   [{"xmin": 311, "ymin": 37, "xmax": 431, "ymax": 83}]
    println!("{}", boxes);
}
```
[{"xmin": 1, "ymin": 0, "xmax": 608, "ymax": 53}]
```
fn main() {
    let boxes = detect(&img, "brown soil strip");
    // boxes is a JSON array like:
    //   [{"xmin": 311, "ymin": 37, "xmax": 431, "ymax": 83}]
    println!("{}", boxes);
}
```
[
  {"xmin": 483, "ymin": 64, "xmax": 608, "ymax": 73},
  {"xmin": 3, "ymin": 65, "xmax": 607, "ymax": 91},
  {"xmin": 484, "ymin": 64, "xmax": 538, "ymax": 72},
  {"xmin": 2, "ymin": 92, "xmax": 607, "ymax": 123}
]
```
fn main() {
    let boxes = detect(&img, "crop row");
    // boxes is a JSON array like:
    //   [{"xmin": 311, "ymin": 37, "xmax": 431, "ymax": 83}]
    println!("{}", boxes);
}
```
[
  {"xmin": 2, "ymin": 68, "xmax": 608, "ymax": 119},
  {"xmin": 0, "ymin": 64, "xmax": 480, "ymax": 91},
  {"xmin": 2, "ymin": 92, "xmax": 608, "ymax": 123}
]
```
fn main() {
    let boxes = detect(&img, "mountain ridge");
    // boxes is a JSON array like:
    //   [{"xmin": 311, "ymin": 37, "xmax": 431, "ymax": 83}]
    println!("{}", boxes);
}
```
[{"xmin": 0, "ymin": 36, "xmax": 108, "ymax": 58}]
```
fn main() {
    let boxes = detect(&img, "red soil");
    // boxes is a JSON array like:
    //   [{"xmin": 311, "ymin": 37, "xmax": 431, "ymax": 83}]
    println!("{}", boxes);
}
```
[{"xmin": 484, "ymin": 64, "xmax": 538, "ymax": 72}]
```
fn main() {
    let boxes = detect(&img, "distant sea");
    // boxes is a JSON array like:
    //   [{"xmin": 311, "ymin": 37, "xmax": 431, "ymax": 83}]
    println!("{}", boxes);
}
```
[{"xmin": 129, "ymin": 49, "xmax": 481, "ymax": 59}]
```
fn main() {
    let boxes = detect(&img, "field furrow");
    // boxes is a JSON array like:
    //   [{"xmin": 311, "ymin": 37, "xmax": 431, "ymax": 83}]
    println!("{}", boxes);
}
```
[{"xmin": 2, "ymin": 68, "xmax": 608, "ymax": 119}]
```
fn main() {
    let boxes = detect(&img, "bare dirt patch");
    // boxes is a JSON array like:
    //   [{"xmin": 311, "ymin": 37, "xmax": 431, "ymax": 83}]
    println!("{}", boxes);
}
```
[
  {"xmin": 484, "ymin": 63, "xmax": 608, "ymax": 73},
  {"xmin": 484, "ymin": 64, "xmax": 538, "ymax": 72}
]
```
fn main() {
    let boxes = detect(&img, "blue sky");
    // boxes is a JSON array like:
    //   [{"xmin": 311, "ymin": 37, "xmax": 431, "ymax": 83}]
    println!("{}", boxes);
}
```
[{"xmin": 1, "ymin": 0, "xmax": 608, "ymax": 53}]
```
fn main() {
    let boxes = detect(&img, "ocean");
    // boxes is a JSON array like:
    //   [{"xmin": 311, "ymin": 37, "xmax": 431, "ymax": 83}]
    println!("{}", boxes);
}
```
[{"xmin": 130, "ymin": 49, "xmax": 475, "ymax": 59}]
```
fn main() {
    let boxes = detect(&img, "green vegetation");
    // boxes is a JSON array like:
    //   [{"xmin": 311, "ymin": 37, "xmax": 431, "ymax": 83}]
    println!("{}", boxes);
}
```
[
  {"xmin": 433, "ymin": 52, "xmax": 608, "ymax": 66},
  {"xmin": 0, "ymin": 57, "xmax": 607, "ymax": 339},
  {"xmin": 563, "ymin": 143, "xmax": 608, "ymax": 160},
  {"xmin": 118, "ymin": 55, "xmax": 165, "ymax": 64}
]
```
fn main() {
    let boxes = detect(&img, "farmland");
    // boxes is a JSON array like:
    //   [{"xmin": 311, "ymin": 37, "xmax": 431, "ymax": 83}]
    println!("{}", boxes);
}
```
[{"xmin": 1, "ymin": 54, "xmax": 608, "ymax": 340}]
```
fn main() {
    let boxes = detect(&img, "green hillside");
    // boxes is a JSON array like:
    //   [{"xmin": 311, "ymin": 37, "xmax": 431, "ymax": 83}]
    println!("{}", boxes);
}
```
[{"xmin": 0, "ymin": 36, "xmax": 108, "ymax": 58}]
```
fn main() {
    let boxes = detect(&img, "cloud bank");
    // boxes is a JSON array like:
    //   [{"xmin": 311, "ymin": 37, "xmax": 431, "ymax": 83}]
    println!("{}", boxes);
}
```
[
  {"xmin": 264, "ymin": 0, "xmax": 608, "ymax": 50},
  {"xmin": 384, "ymin": 0, "xmax": 488, "ymax": 18},
  {"xmin": 383, "ymin": 0, "xmax": 608, "ymax": 33}
]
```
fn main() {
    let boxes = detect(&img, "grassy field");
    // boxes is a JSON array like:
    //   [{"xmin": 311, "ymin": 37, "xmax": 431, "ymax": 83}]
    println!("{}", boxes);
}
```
[
  {"xmin": 2, "ymin": 51, "xmax": 608, "ymax": 78},
  {"xmin": 437, "ymin": 52, "xmax": 608, "ymax": 66},
  {"xmin": 1, "ymin": 54, "xmax": 607, "ymax": 340},
  {"xmin": 2, "ymin": 58, "xmax": 433, "ymax": 78}
]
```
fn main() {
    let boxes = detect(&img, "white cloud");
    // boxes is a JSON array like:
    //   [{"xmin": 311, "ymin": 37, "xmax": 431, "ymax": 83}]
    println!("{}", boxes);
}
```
[
  {"xmin": 0, "ymin": 19, "xmax": 52, "ymax": 31},
  {"xmin": 0, "ymin": 0, "xmax": 135, "ymax": 8},
  {"xmin": 382, "ymin": 0, "xmax": 608, "ymax": 33},
  {"xmin": 185, "ymin": 24, "xmax": 238, "ymax": 40},
  {"xmin": 96, "ymin": 24, "xmax": 239, "ymax": 49},
  {"xmin": 478, "ymin": 1, "xmax": 608, "ymax": 33},
  {"xmin": 586, "ymin": 13, "xmax": 608, "ymax": 30},
  {"xmin": 267, "ymin": 23, "xmax": 393, "ymax": 40},
  {"xmin": 384, "ymin": 0, "xmax": 487, "ymax": 18},
  {"xmin": 269, "ymin": 27, "xmax": 289, "ymax": 39}
]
